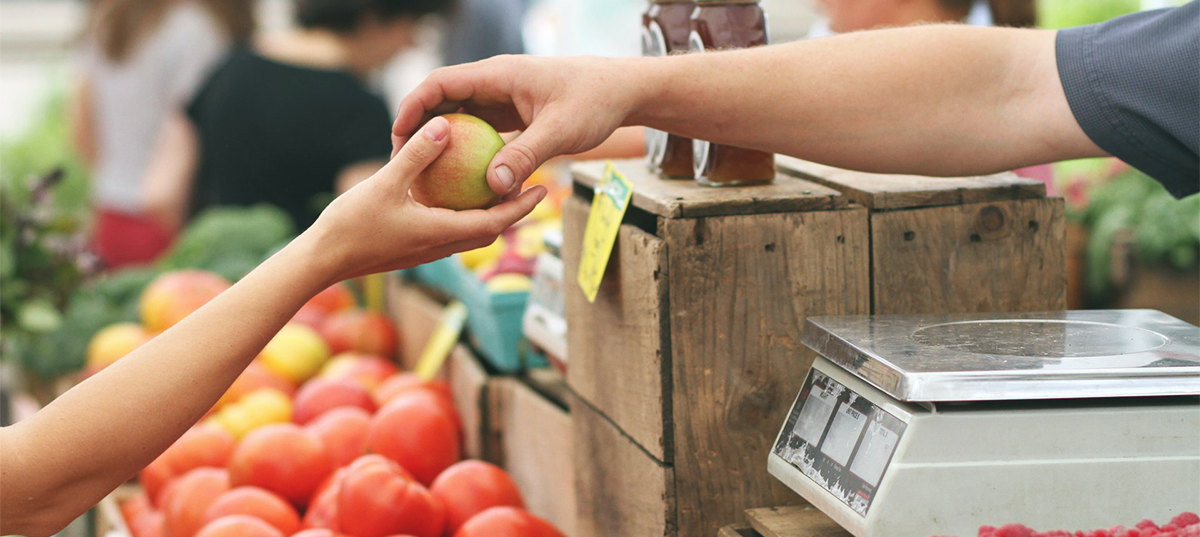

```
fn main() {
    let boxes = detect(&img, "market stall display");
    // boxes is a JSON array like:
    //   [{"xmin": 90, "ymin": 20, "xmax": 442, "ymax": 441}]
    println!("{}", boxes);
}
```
[
  {"xmin": 112, "ymin": 344, "xmax": 569, "ymax": 537},
  {"xmin": 562, "ymin": 157, "xmax": 1064, "ymax": 537},
  {"xmin": 768, "ymin": 310, "xmax": 1199, "ymax": 536}
]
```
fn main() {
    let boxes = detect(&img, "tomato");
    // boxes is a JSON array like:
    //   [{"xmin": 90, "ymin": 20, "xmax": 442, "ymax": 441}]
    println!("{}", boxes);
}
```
[
  {"xmin": 336, "ymin": 454, "xmax": 444, "ymax": 537},
  {"xmin": 128, "ymin": 509, "xmax": 165, "ymax": 537},
  {"xmin": 139, "ymin": 456, "xmax": 175, "ymax": 507},
  {"xmin": 304, "ymin": 406, "xmax": 372, "ymax": 468},
  {"xmin": 431, "ymin": 460, "xmax": 525, "ymax": 534},
  {"xmin": 216, "ymin": 362, "xmax": 296, "ymax": 410},
  {"xmin": 292, "ymin": 378, "xmax": 376, "ymax": 425},
  {"xmin": 203, "ymin": 486, "xmax": 301, "ymax": 535},
  {"xmin": 452, "ymin": 507, "xmax": 566, "ymax": 537},
  {"xmin": 304, "ymin": 284, "xmax": 357, "ymax": 315},
  {"xmin": 194, "ymin": 515, "xmax": 285, "ymax": 537},
  {"xmin": 162, "ymin": 467, "xmax": 231, "ymax": 537},
  {"xmin": 372, "ymin": 374, "xmax": 452, "ymax": 408},
  {"xmin": 228, "ymin": 423, "xmax": 333, "ymax": 508},
  {"xmin": 318, "ymin": 353, "xmax": 398, "ymax": 390},
  {"xmin": 167, "ymin": 425, "xmax": 237, "ymax": 474},
  {"xmin": 301, "ymin": 469, "xmax": 343, "ymax": 531},
  {"xmin": 366, "ymin": 396, "xmax": 460, "ymax": 485},
  {"xmin": 141, "ymin": 424, "xmax": 234, "ymax": 507},
  {"xmin": 320, "ymin": 310, "xmax": 398, "ymax": 357}
]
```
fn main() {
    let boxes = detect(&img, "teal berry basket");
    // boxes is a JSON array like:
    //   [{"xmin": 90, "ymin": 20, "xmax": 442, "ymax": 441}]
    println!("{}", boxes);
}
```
[{"xmin": 399, "ymin": 257, "xmax": 546, "ymax": 373}]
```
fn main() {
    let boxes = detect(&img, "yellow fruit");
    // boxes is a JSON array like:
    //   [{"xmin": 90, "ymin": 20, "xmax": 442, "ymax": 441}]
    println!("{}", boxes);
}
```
[
  {"xmin": 208, "ymin": 388, "xmax": 292, "ymax": 439},
  {"xmin": 259, "ymin": 323, "xmax": 331, "ymax": 383},
  {"xmin": 239, "ymin": 388, "xmax": 293, "ymax": 423},
  {"xmin": 459, "ymin": 236, "xmax": 507, "ymax": 270},
  {"xmin": 486, "ymin": 273, "xmax": 533, "ymax": 293},
  {"xmin": 86, "ymin": 323, "xmax": 152, "ymax": 371},
  {"xmin": 529, "ymin": 199, "xmax": 561, "ymax": 222}
]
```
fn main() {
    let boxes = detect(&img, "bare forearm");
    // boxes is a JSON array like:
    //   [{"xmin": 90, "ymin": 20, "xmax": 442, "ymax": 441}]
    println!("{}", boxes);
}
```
[
  {"xmin": 1, "ymin": 233, "xmax": 335, "ymax": 535},
  {"xmin": 630, "ymin": 25, "xmax": 1102, "ymax": 176}
]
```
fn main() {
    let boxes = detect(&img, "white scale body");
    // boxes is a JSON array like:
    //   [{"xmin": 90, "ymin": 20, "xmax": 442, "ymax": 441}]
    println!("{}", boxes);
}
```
[{"xmin": 768, "ymin": 310, "xmax": 1200, "ymax": 536}]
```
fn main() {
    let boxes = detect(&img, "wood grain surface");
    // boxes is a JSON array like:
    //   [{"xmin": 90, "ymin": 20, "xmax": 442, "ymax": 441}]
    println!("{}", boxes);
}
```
[
  {"xmin": 490, "ymin": 378, "xmax": 577, "ymax": 536},
  {"xmin": 563, "ymin": 195, "xmax": 673, "ymax": 461},
  {"xmin": 572, "ymin": 159, "xmax": 845, "ymax": 218},
  {"xmin": 664, "ymin": 208, "xmax": 870, "ymax": 537},
  {"xmin": 777, "ymin": 156, "xmax": 1045, "ymax": 210},
  {"xmin": 746, "ymin": 506, "xmax": 853, "ymax": 537},
  {"xmin": 871, "ymin": 198, "xmax": 1067, "ymax": 313},
  {"xmin": 570, "ymin": 389, "xmax": 676, "ymax": 537}
]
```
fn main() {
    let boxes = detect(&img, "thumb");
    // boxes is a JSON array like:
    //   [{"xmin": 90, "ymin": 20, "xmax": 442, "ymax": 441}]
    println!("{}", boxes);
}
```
[
  {"xmin": 380, "ymin": 116, "xmax": 450, "ymax": 193},
  {"xmin": 486, "ymin": 124, "xmax": 564, "ymax": 196}
]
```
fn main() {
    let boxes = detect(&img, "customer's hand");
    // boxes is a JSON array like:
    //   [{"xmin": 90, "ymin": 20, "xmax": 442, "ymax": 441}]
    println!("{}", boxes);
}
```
[
  {"xmin": 308, "ymin": 116, "xmax": 547, "ymax": 284},
  {"xmin": 392, "ymin": 55, "xmax": 642, "ymax": 198}
]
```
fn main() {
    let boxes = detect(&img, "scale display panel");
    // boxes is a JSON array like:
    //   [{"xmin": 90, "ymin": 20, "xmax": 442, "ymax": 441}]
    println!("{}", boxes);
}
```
[{"xmin": 773, "ymin": 367, "xmax": 907, "ymax": 517}]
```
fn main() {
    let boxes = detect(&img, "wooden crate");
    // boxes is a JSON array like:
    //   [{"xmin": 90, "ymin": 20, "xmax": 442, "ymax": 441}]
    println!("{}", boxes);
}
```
[
  {"xmin": 445, "ymin": 343, "xmax": 501, "ymax": 461},
  {"xmin": 488, "ymin": 376, "xmax": 577, "ymax": 535},
  {"xmin": 564, "ymin": 158, "xmax": 1066, "ymax": 537},
  {"xmin": 386, "ymin": 274, "xmax": 450, "ymax": 372},
  {"xmin": 564, "ymin": 160, "xmax": 869, "ymax": 536},
  {"xmin": 777, "ymin": 157, "xmax": 1066, "ymax": 314},
  {"xmin": 745, "ymin": 506, "xmax": 853, "ymax": 537}
]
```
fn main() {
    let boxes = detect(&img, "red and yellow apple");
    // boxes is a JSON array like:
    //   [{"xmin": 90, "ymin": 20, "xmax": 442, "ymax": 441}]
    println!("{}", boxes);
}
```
[{"xmin": 410, "ymin": 113, "xmax": 505, "ymax": 211}]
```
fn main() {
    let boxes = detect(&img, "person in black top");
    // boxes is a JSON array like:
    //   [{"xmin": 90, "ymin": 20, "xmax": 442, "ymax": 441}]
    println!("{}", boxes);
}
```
[{"xmin": 144, "ymin": 0, "xmax": 452, "ymax": 231}]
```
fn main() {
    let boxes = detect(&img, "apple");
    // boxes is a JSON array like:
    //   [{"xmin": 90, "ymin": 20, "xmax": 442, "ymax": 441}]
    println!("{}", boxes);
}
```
[{"xmin": 411, "ymin": 114, "xmax": 504, "ymax": 210}]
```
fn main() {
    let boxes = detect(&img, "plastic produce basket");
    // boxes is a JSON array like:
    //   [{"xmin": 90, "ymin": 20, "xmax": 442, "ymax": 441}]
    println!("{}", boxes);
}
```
[{"xmin": 399, "ymin": 258, "xmax": 546, "ymax": 373}]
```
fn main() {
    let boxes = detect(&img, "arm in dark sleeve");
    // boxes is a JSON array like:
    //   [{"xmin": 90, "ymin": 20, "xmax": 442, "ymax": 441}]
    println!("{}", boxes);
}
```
[{"xmin": 1056, "ymin": 1, "xmax": 1199, "ymax": 197}]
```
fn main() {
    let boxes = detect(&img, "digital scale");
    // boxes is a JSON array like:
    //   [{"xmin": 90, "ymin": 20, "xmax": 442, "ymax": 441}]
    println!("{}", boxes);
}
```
[{"xmin": 768, "ymin": 310, "xmax": 1200, "ymax": 536}]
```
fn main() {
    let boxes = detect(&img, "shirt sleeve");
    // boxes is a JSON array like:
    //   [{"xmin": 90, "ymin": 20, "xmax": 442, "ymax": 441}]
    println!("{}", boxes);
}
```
[{"xmin": 1056, "ymin": 1, "xmax": 1199, "ymax": 198}]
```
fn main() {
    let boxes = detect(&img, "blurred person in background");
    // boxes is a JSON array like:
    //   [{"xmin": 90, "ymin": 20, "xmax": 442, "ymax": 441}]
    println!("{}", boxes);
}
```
[
  {"xmin": 143, "ymin": 0, "xmax": 452, "ymax": 233},
  {"xmin": 70, "ymin": 0, "xmax": 255, "ymax": 269},
  {"xmin": 811, "ymin": 0, "xmax": 1034, "ymax": 36},
  {"xmin": 442, "ymin": 0, "xmax": 526, "ymax": 66}
]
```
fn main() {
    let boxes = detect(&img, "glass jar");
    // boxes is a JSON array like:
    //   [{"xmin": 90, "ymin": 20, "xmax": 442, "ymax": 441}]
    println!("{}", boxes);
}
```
[
  {"xmin": 642, "ymin": 1, "xmax": 696, "ymax": 179},
  {"xmin": 689, "ymin": 0, "xmax": 775, "ymax": 187}
]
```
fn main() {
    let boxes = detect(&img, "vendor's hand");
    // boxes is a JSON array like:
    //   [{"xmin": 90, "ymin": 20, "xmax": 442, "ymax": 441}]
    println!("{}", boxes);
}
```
[
  {"xmin": 392, "ymin": 55, "xmax": 641, "ymax": 198},
  {"xmin": 308, "ymin": 116, "xmax": 547, "ymax": 283}
]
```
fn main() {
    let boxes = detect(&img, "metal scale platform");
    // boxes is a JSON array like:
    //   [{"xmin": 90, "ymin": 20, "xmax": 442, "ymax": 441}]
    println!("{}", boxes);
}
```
[{"xmin": 768, "ymin": 310, "xmax": 1200, "ymax": 536}]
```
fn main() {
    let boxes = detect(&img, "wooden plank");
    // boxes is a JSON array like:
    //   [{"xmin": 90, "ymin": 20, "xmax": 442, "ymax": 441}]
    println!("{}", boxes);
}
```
[
  {"xmin": 720, "ymin": 523, "xmax": 762, "ymax": 537},
  {"xmin": 562, "ymin": 195, "xmax": 673, "ymax": 462},
  {"xmin": 492, "ymin": 379, "xmax": 577, "ymax": 536},
  {"xmin": 386, "ymin": 275, "xmax": 448, "ymax": 373},
  {"xmin": 445, "ymin": 344, "xmax": 495, "ymax": 460},
  {"xmin": 571, "ymin": 389, "xmax": 675, "ymax": 537},
  {"xmin": 572, "ymin": 159, "xmax": 845, "ymax": 219},
  {"xmin": 664, "ymin": 208, "xmax": 871, "ymax": 537},
  {"xmin": 745, "ymin": 506, "xmax": 853, "ymax": 537},
  {"xmin": 871, "ymin": 198, "xmax": 1067, "ymax": 314},
  {"xmin": 777, "ymin": 156, "xmax": 1045, "ymax": 210}
]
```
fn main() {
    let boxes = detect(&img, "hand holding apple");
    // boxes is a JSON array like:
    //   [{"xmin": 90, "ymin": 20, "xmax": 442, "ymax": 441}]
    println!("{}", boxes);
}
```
[{"xmin": 303, "ymin": 116, "xmax": 547, "ymax": 285}]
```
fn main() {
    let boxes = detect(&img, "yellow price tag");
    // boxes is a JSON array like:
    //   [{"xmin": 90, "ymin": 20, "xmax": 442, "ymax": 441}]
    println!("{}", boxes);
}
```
[
  {"xmin": 414, "ymin": 300, "xmax": 468, "ymax": 380},
  {"xmin": 577, "ymin": 162, "xmax": 633, "ymax": 303}
]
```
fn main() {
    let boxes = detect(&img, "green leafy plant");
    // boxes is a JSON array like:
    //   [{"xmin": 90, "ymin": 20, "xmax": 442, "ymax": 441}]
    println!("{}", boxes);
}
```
[{"xmin": 1075, "ymin": 169, "xmax": 1200, "ymax": 302}]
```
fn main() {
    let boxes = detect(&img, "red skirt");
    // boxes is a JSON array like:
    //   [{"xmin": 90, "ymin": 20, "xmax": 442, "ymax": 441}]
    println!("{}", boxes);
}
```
[{"xmin": 92, "ymin": 208, "xmax": 174, "ymax": 269}]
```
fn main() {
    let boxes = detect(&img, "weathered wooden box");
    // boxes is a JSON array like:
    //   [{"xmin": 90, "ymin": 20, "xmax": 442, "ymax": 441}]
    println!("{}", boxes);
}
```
[{"xmin": 563, "ymin": 158, "xmax": 1064, "ymax": 537}]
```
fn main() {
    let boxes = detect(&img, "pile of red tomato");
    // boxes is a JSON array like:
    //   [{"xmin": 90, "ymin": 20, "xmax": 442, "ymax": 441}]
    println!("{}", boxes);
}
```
[{"xmin": 118, "ymin": 283, "xmax": 567, "ymax": 537}]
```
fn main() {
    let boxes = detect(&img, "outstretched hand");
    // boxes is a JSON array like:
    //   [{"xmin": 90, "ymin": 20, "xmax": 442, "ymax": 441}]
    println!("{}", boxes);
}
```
[
  {"xmin": 310, "ymin": 115, "xmax": 547, "ymax": 284},
  {"xmin": 391, "ymin": 55, "xmax": 640, "ymax": 199}
]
